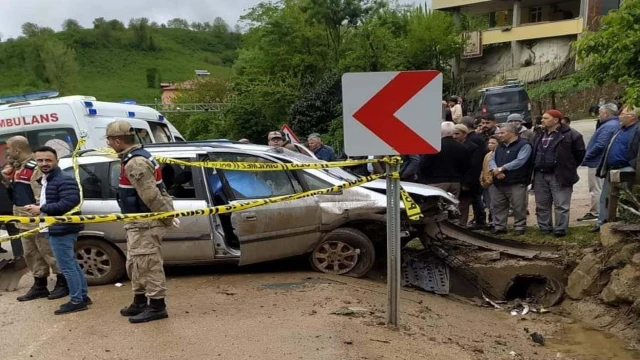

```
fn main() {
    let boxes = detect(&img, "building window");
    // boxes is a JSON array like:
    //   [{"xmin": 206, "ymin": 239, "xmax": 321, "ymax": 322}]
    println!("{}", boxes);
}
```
[{"xmin": 530, "ymin": 6, "xmax": 543, "ymax": 23}]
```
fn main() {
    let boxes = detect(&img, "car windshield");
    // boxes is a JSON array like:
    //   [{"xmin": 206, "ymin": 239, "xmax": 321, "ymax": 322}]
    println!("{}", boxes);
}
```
[
  {"xmin": 485, "ymin": 90, "xmax": 526, "ymax": 106},
  {"xmin": 266, "ymin": 147, "xmax": 359, "ymax": 182}
]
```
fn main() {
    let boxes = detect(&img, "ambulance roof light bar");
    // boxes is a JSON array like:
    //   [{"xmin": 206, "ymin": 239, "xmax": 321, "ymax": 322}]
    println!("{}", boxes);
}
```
[{"xmin": 0, "ymin": 90, "xmax": 59, "ymax": 105}]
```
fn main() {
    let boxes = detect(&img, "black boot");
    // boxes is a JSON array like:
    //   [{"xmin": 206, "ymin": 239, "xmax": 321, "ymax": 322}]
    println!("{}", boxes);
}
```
[
  {"xmin": 120, "ymin": 294, "xmax": 147, "ymax": 317},
  {"xmin": 17, "ymin": 277, "xmax": 49, "ymax": 301},
  {"xmin": 48, "ymin": 274, "xmax": 69, "ymax": 300},
  {"xmin": 129, "ymin": 298, "xmax": 169, "ymax": 324}
]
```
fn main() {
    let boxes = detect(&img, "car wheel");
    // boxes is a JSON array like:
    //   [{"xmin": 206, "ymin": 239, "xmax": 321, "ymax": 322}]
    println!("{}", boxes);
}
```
[
  {"xmin": 75, "ymin": 238, "xmax": 126, "ymax": 286},
  {"xmin": 310, "ymin": 228, "xmax": 376, "ymax": 278}
]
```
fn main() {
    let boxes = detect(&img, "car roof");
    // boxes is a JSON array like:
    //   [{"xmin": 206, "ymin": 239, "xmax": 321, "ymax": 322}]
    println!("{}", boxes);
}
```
[{"xmin": 59, "ymin": 143, "xmax": 320, "ymax": 166}]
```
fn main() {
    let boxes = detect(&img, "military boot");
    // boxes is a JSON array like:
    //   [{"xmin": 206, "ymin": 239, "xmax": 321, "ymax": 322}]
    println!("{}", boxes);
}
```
[
  {"xmin": 129, "ymin": 298, "xmax": 169, "ymax": 324},
  {"xmin": 120, "ymin": 294, "xmax": 147, "ymax": 317},
  {"xmin": 17, "ymin": 277, "xmax": 50, "ymax": 302},
  {"xmin": 48, "ymin": 274, "xmax": 69, "ymax": 300}
]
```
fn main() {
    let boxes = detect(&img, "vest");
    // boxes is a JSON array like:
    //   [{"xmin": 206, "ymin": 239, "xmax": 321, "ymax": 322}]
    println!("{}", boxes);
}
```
[
  {"xmin": 117, "ymin": 148, "xmax": 165, "ymax": 214},
  {"xmin": 493, "ymin": 138, "xmax": 532, "ymax": 185},
  {"xmin": 11, "ymin": 159, "xmax": 37, "ymax": 206}
]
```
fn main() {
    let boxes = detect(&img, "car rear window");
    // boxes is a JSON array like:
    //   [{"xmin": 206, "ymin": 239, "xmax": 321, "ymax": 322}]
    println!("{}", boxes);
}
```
[{"xmin": 484, "ymin": 90, "xmax": 528, "ymax": 106}]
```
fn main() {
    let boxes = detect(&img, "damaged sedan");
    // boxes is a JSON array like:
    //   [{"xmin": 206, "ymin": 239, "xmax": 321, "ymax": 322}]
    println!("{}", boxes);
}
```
[{"xmin": 57, "ymin": 143, "xmax": 459, "ymax": 286}]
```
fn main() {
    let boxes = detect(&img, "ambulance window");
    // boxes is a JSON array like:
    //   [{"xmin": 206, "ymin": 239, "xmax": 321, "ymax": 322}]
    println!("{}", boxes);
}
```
[
  {"xmin": 149, "ymin": 122, "xmax": 172, "ymax": 143},
  {"xmin": 134, "ymin": 128, "xmax": 153, "ymax": 145},
  {"xmin": 26, "ymin": 129, "xmax": 77, "ymax": 159}
]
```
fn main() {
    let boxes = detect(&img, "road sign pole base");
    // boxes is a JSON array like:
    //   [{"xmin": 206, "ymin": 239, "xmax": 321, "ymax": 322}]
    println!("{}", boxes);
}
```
[{"xmin": 386, "ymin": 162, "xmax": 401, "ymax": 327}]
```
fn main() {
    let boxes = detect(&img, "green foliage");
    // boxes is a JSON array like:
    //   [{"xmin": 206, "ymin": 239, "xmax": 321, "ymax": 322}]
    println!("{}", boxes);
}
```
[
  {"xmin": 40, "ymin": 39, "xmax": 79, "ymax": 95},
  {"xmin": 574, "ymin": 0, "xmax": 640, "ymax": 107},
  {"xmin": 528, "ymin": 74, "xmax": 594, "ymax": 101},
  {"xmin": 0, "ymin": 19, "xmax": 239, "ymax": 102},
  {"xmin": 146, "ymin": 67, "xmax": 160, "ymax": 88},
  {"xmin": 289, "ymin": 71, "xmax": 342, "ymax": 136}
]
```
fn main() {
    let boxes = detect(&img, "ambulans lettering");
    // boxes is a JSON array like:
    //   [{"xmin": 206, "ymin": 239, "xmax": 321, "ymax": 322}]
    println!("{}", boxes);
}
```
[{"xmin": 0, "ymin": 113, "xmax": 59, "ymax": 128}]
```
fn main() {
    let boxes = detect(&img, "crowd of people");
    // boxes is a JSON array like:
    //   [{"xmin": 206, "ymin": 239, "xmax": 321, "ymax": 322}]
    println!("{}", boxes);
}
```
[{"xmin": 418, "ymin": 103, "xmax": 640, "ymax": 237}]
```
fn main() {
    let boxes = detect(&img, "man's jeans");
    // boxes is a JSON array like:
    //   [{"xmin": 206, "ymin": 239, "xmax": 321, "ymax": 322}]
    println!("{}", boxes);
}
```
[{"xmin": 47, "ymin": 233, "xmax": 88, "ymax": 303}]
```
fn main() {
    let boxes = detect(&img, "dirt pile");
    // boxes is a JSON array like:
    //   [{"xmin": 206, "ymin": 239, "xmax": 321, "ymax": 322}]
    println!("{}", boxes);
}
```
[{"xmin": 564, "ymin": 222, "xmax": 640, "ymax": 346}]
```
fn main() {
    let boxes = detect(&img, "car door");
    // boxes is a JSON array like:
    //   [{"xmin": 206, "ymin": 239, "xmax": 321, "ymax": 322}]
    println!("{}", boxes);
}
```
[
  {"xmin": 207, "ymin": 151, "xmax": 322, "ymax": 265},
  {"xmin": 105, "ymin": 156, "xmax": 216, "ymax": 262}
]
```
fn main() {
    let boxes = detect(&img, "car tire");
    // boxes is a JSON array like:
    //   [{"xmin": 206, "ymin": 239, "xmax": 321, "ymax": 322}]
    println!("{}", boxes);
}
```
[
  {"xmin": 75, "ymin": 238, "xmax": 126, "ymax": 286},
  {"xmin": 310, "ymin": 228, "xmax": 376, "ymax": 278}
]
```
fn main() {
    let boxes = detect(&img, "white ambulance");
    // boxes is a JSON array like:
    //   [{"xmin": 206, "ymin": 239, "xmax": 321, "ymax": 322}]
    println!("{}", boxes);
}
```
[{"xmin": 0, "ymin": 91, "xmax": 184, "ymax": 161}]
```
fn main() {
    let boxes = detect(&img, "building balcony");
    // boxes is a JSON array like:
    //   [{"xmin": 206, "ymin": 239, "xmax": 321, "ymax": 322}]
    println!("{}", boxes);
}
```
[
  {"xmin": 432, "ymin": 0, "xmax": 492, "ymax": 11},
  {"xmin": 481, "ymin": 18, "xmax": 584, "ymax": 44}
]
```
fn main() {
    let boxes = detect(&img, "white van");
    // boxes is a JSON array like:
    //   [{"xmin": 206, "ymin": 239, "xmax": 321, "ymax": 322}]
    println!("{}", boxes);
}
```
[{"xmin": 0, "ymin": 93, "xmax": 184, "ymax": 160}]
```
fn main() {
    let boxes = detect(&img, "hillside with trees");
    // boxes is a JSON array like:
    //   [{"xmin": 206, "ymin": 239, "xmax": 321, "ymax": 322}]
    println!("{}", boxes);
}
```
[{"xmin": 0, "ymin": 17, "xmax": 241, "ymax": 102}]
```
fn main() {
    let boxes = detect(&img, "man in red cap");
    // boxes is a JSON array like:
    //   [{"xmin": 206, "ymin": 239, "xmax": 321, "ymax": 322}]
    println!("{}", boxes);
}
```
[{"xmin": 531, "ymin": 109, "xmax": 586, "ymax": 237}]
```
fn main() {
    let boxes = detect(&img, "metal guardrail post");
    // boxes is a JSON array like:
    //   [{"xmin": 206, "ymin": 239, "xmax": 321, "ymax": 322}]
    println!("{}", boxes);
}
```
[{"xmin": 386, "ymin": 162, "xmax": 401, "ymax": 327}]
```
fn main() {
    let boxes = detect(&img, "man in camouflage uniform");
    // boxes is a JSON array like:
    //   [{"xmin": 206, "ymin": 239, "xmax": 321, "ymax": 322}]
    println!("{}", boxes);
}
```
[
  {"xmin": 105, "ymin": 121, "xmax": 175, "ymax": 324},
  {"xmin": 1, "ymin": 136, "xmax": 68, "ymax": 301}
]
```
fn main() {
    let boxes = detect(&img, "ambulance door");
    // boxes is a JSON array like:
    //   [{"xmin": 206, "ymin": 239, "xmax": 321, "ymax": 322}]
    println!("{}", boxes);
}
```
[{"xmin": 19, "ymin": 104, "xmax": 80, "ymax": 158}]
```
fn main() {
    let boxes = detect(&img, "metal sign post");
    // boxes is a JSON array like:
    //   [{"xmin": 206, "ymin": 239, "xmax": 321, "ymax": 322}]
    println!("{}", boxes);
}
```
[
  {"xmin": 386, "ymin": 161, "xmax": 401, "ymax": 326},
  {"xmin": 341, "ymin": 70, "xmax": 443, "ymax": 328}
]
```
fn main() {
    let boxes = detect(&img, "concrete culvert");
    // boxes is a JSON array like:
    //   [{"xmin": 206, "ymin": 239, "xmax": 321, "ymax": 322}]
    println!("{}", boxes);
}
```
[{"xmin": 504, "ymin": 274, "xmax": 564, "ymax": 307}]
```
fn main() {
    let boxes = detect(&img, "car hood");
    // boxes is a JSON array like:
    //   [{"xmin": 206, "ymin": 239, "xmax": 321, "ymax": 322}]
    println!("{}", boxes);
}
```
[{"xmin": 360, "ymin": 179, "xmax": 458, "ymax": 204}]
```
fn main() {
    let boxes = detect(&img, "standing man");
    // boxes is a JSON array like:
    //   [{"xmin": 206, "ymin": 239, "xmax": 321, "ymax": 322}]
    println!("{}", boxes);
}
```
[
  {"xmin": 24, "ymin": 146, "xmax": 89, "ymax": 315},
  {"xmin": 418, "ymin": 122, "xmax": 470, "ymax": 198},
  {"xmin": 1, "ymin": 136, "xmax": 67, "ymax": 301},
  {"xmin": 461, "ymin": 116, "xmax": 488, "ymax": 228},
  {"xmin": 593, "ymin": 106, "xmax": 640, "ymax": 232},
  {"xmin": 579, "ymin": 103, "xmax": 619, "ymax": 222},
  {"xmin": 453, "ymin": 124, "xmax": 484, "ymax": 226},
  {"xmin": 488, "ymin": 124, "xmax": 533, "ymax": 235},
  {"xmin": 449, "ymin": 96, "xmax": 463, "ymax": 123},
  {"xmin": 531, "ymin": 110, "xmax": 586, "ymax": 237},
  {"xmin": 506, "ymin": 114, "xmax": 535, "ymax": 143},
  {"xmin": 479, "ymin": 115, "xmax": 498, "ymax": 142},
  {"xmin": 267, "ymin": 131, "xmax": 285, "ymax": 147},
  {"xmin": 307, "ymin": 133, "xmax": 336, "ymax": 161},
  {"xmin": 106, "ymin": 120, "xmax": 175, "ymax": 324}
]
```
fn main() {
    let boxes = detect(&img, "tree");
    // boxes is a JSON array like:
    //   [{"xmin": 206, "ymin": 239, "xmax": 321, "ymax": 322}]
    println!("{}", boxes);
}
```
[
  {"xmin": 575, "ymin": 1, "xmax": 640, "ymax": 106},
  {"xmin": 92, "ymin": 17, "xmax": 107, "ymax": 29},
  {"xmin": 211, "ymin": 17, "xmax": 230, "ymax": 36},
  {"xmin": 40, "ymin": 39, "xmax": 79, "ymax": 94},
  {"xmin": 167, "ymin": 18, "xmax": 190, "ymax": 29},
  {"xmin": 289, "ymin": 71, "xmax": 342, "ymax": 136},
  {"xmin": 146, "ymin": 67, "xmax": 160, "ymax": 88},
  {"xmin": 21, "ymin": 22, "xmax": 53, "ymax": 38},
  {"xmin": 62, "ymin": 19, "xmax": 83, "ymax": 32},
  {"xmin": 128, "ymin": 18, "xmax": 156, "ymax": 50}
]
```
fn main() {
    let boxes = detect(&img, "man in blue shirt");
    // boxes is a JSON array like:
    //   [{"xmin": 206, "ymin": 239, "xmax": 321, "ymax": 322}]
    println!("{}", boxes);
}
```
[
  {"xmin": 307, "ymin": 133, "xmax": 336, "ymax": 162},
  {"xmin": 593, "ymin": 106, "xmax": 640, "ymax": 232},
  {"xmin": 580, "ymin": 103, "xmax": 619, "ymax": 222},
  {"xmin": 488, "ymin": 123, "xmax": 533, "ymax": 235}
]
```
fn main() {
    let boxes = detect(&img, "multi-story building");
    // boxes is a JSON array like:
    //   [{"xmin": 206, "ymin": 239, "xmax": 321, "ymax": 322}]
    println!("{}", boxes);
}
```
[{"xmin": 433, "ymin": 0, "xmax": 620, "ymax": 85}]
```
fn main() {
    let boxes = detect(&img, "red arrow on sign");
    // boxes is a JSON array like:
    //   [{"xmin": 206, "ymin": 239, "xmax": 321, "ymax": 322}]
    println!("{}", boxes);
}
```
[{"xmin": 352, "ymin": 71, "xmax": 439, "ymax": 154}]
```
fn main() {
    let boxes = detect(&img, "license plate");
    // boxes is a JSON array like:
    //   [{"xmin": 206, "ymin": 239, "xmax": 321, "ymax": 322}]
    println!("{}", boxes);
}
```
[{"xmin": 495, "ymin": 112, "xmax": 510, "ymax": 117}]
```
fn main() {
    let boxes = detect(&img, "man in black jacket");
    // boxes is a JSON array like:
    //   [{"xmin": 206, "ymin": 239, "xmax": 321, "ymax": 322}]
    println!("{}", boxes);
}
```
[
  {"xmin": 453, "ymin": 124, "xmax": 484, "ymax": 226},
  {"xmin": 418, "ymin": 122, "xmax": 470, "ymax": 198},
  {"xmin": 24, "ymin": 146, "xmax": 90, "ymax": 315},
  {"xmin": 461, "ymin": 116, "xmax": 489, "ymax": 227},
  {"xmin": 531, "ymin": 110, "xmax": 586, "ymax": 237}
]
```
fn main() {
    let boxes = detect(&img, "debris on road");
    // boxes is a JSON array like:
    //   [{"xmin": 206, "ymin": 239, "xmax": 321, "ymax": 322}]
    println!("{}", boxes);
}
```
[
  {"xmin": 530, "ymin": 332, "xmax": 545, "ymax": 346},
  {"xmin": 331, "ymin": 307, "xmax": 371, "ymax": 317}
]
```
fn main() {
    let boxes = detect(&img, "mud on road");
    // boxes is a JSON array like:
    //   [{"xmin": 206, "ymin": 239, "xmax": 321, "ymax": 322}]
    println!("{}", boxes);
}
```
[{"xmin": 2, "ymin": 265, "xmax": 639, "ymax": 360}]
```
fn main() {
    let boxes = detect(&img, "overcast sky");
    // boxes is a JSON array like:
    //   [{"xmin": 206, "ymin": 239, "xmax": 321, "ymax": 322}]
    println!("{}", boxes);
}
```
[{"xmin": 0, "ymin": 0, "xmax": 427, "ymax": 40}]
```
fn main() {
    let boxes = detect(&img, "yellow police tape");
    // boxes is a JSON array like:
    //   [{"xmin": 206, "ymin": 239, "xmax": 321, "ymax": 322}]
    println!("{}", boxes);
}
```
[
  {"xmin": 0, "ymin": 138, "xmax": 87, "ymax": 242},
  {"xmin": 0, "ymin": 172, "xmax": 423, "ymax": 229},
  {"xmin": 92, "ymin": 147, "xmax": 401, "ymax": 171}
]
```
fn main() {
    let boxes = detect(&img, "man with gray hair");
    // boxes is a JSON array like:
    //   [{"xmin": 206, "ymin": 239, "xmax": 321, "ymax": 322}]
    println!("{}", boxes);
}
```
[
  {"xmin": 593, "ymin": 105, "xmax": 640, "ymax": 232},
  {"xmin": 488, "ymin": 123, "xmax": 533, "ymax": 235},
  {"xmin": 506, "ymin": 114, "xmax": 535, "ymax": 143},
  {"xmin": 418, "ymin": 122, "xmax": 470, "ymax": 198},
  {"xmin": 580, "ymin": 103, "xmax": 619, "ymax": 222},
  {"xmin": 307, "ymin": 133, "xmax": 336, "ymax": 161}
]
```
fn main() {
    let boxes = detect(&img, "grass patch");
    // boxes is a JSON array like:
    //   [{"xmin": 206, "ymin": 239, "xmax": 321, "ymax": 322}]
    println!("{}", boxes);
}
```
[
  {"xmin": 404, "ymin": 225, "xmax": 599, "ymax": 250},
  {"xmin": 479, "ymin": 225, "xmax": 599, "ymax": 246}
]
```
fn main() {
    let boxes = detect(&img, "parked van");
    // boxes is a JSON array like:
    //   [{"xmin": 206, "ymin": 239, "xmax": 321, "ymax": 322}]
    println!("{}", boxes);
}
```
[{"xmin": 0, "ymin": 91, "xmax": 184, "ymax": 162}]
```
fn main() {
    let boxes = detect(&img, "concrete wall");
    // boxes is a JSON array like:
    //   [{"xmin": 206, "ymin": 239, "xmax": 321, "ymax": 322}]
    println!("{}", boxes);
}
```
[{"xmin": 462, "ymin": 36, "xmax": 574, "ymax": 83}]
